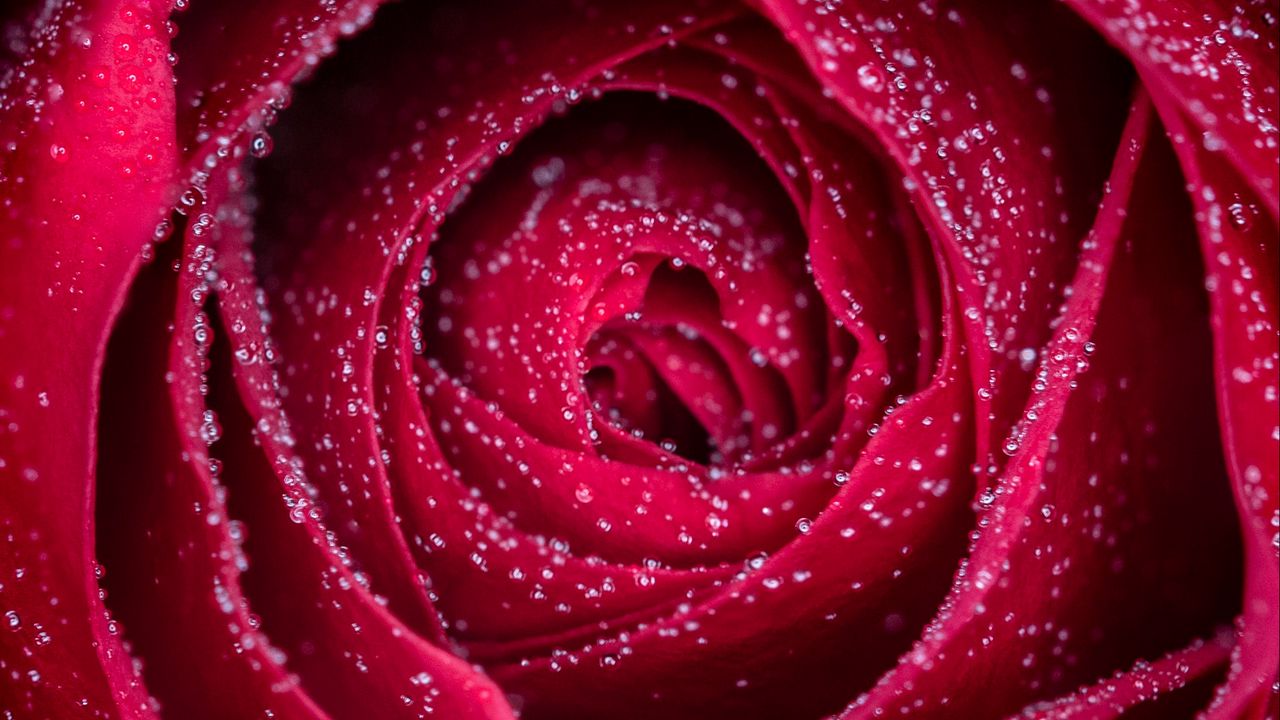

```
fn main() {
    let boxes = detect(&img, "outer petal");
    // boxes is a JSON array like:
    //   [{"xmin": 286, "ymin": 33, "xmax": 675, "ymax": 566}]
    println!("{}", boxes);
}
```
[
  {"xmin": 95, "ymin": 212, "xmax": 327, "ymax": 719},
  {"xmin": 1062, "ymin": 2, "xmax": 1280, "ymax": 713},
  {"xmin": 1147, "ymin": 92, "xmax": 1279, "ymax": 720},
  {"xmin": 842, "ymin": 94, "xmax": 1243, "ymax": 719},
  {"xmin": 0, "ymin": 1, "xmax": 176, "ymax": 716},
  {"xmin": 1063, "ymin": 0, "xmax": 1279, "ymax": 216},
  {"xmin": 1015, "ymin": 635, "xmax": 1234, "ymax": 720}
]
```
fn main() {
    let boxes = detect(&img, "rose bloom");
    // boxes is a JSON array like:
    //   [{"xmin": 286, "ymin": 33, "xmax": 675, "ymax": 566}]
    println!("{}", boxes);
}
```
[{"xmin": 0, "ymin": 0, "xmax": 1276, "ymax": 718}]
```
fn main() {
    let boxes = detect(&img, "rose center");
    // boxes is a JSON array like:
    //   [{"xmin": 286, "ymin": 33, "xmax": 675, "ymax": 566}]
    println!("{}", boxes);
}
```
[{"xmin": 421, "ymin": 94, "xmax": 848, "ymax": 472}]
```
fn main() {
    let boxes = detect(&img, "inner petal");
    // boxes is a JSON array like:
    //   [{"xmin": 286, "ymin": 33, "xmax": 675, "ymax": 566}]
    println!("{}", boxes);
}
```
[{"xmin": 421, "ymin": 93, "xmax": 841, "ymax": 466}]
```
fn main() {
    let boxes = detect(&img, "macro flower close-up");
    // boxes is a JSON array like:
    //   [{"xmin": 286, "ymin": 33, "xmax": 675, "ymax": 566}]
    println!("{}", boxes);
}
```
[{"xmin": 1, "ymin": 0, "xmax": 1277, "ymax": 718}]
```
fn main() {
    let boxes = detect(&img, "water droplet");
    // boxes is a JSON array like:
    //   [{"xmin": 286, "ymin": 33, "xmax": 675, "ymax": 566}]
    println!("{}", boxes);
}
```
[
  {"xmin": 856, "ymin": 64, "xmax": 886, "ymax": 92},
  {"xmin": 249, "ymin": 132, "xmax": 273, "ymax": 158},
  {"xmin": 199, "ymin": 409, "xmax": 222, "ymax": 444},
  {"xmin": 1226, "ymin": 202, "xmax": 1254, "ymax": 231}
]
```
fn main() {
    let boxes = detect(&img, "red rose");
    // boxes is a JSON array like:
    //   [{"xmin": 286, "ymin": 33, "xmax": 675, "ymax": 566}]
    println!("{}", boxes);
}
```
[{"xmin": 1, "ymin": 0, "xmax": 1276, "ymax": 718}]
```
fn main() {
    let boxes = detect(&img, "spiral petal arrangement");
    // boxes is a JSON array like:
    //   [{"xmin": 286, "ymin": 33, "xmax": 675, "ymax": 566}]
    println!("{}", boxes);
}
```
[{"xmin": 1, "ymin": 1, "xmax": 1275, "ymax": 719}]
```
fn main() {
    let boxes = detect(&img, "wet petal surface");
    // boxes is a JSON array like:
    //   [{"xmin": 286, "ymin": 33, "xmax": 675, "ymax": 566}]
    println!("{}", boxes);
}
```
[{"xmin": 0, "ymin": 0, "xmax": 1274, "ymax": 718}]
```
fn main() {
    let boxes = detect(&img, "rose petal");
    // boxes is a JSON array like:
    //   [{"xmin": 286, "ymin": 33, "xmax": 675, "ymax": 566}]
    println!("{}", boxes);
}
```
[
  {"xmin": 1062, "ymin": 0, "xmax": 1279, "ymax": 217},
  {"xmin": 843, "ymin": 93, "xmax": 1244, "ymax": 719},
  {"xmin": 0, "ymin": 1, "xmax": 176, "ymax": 715},
  {"xmin": 211, "ymin": 186, "xmax": 515, "ymax": 719},
  {"xmin": 753, "ymin": 0, "xmax": 1135, "ymax": 474},
  {"xmin": 96, "ymin": 205, "xmax": 325, "ymax": 719},
  {"xmin": 1144, "ymin": 87, "xmax": 1278, "ymax": 720},
  {"xmin": 1014, "ymin": 634, "xmax": 1233, "ymax": 720}
]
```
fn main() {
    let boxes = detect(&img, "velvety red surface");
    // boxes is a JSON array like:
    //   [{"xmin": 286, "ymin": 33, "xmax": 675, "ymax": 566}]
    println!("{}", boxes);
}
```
[{"xmin": 0, "ymin": 1, "xmax": 1275, "ymax": 718}]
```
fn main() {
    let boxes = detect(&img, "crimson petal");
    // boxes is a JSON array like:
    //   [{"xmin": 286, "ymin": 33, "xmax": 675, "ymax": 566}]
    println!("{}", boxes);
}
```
[{"xmin": 0, "ymin": 2, "xmax": 176, "ymax": 715}]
